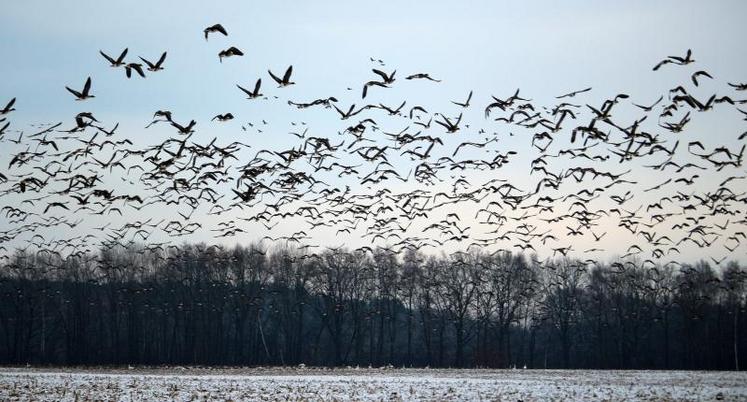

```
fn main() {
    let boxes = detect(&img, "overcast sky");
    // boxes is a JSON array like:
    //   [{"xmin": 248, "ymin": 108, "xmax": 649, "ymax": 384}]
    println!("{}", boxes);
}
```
[{"xmin": 1, "ymin": 1, "xmax": 746, "ymax": 263}]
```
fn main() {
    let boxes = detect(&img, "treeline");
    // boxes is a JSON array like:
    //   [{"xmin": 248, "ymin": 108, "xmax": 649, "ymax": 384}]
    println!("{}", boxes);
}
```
[{"xmin": 0, "ymin": 243, "xmax": 744, "ymax": 370}]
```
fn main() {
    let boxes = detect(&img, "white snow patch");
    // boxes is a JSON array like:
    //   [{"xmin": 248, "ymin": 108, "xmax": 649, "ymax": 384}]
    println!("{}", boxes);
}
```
[{"xmin": 0, "ymin": 367, "xmax": 745, "ymax": 401}]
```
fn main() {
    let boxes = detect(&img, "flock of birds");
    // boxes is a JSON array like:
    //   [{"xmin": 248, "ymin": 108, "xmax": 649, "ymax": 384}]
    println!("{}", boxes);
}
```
[{"xmin": 1, "ymin": 23, "xmax": 747, "ymax": 269}]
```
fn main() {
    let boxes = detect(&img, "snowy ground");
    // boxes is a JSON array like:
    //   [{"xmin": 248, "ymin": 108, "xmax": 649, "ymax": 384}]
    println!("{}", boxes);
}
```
[{"xmin": 1, "ymin": 367, "xmax": 745, "ymax": 401}]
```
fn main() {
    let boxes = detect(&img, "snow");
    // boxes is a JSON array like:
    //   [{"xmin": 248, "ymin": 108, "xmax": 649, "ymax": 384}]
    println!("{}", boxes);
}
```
[{"xmin": 1, "ymin": 367, "xmax": 745, "ymax": 401}]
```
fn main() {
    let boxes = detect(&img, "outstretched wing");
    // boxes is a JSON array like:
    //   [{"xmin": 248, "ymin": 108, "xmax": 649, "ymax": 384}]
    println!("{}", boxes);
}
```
[
  {"xmin": 4, "ymin": 98, "xmax": 15, "ymax": 111},
  {"xmin": 83, "ymin": 77, "xmax": 92, "ymax": 95},
  {"xmin": 156, "ymin": 52, "xmax": 167, "ymax": 67},
  {"xmin": 116, "ymin": 48, "xmax": 129, "ymax": 64},
  {"xmin": 139, "ymin": 57, "xmax": 155, "ymax": 69},
  {"xmin": 65, "ymin": 86, "xmax": 82, "ymax": 98},
  {"xmin": 268, "ymin": 69, "xmax": 282, "ymax": 84},
  {"xmin": 237, "ymin": 84, "xmax": 253, "ymax": 96},
  {"xmin": 372, "ymin": 69, "xmax": 388, "ymax": 82},
  {"xmin": 99, "ymin": 51, "xmax": 116, "ymax": 65}
]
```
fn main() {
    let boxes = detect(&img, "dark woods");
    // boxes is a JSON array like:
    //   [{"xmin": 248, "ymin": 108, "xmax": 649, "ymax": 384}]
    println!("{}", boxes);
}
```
[{"xmin": 0, "ymin": 244, "xmax": 744, "ymax": 370}]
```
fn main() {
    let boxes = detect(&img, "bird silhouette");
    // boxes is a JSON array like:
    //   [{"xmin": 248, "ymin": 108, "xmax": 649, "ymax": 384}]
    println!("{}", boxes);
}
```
[
  {"xmin": 218, "ymin": 47, "xmax": 244, "ymax": 62},
  {"xmin": 99, "ymin": 48, "xmax": 128, "ymax": 67},
  {"xmin": 237, "ymin": 79, "xmax": 263, "ymax": 99},
  {"xmin": 268, "ymin": 65, "xmax": 295, "ymax": 87},
  {"xmin": 139, "ymin": 52, "xmax": 167, "ymax": 72},
  {"xmin": 65, "ymin": 77, "xmax": 94, "ymax": 100},
  {"xmin": 204, "ymin": 24, "xmax": 228, "ymax": 40}
]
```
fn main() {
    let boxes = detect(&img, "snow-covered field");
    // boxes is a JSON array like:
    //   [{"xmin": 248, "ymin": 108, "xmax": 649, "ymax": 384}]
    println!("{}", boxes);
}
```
[{"xmin": 1, "ymin": 367, "xmax": 745, "ymax": 401}]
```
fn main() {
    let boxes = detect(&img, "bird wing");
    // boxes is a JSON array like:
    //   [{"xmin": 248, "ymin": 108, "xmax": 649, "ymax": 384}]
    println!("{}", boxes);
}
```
[
  {"xmin": 139, "ymin": 57, "xmax": 155, "ymax": 69},
  {"xmin": 116, "ymin": 48, "xmax": 128, "ymax": 63},
  {"xmin": 156, "ymin": 52, "xmax": 167, "ymax": 67},
  {"xmin": 268, "ymin": 69, "xmax": 283, "ymax": 84},
  {"xmin": 65, "ymin": 86, "xmax": 82, "ymax": 98},
  {"xmin": 132, "ymin": 64, "xmax": 145, "ymax": 77},
  {"xmin": 283, "ymin": 65, "xmax": 293, "ymax": 82},
  {"xmin": 253, "ymin": 78, "xmax": 262, "ymax": 94},
  {"xmin": 372, "ymin": 69, "xmax": 389, "ymax": 82},
  {"xmin": 99, "ymin": 51, "xmax": 116, "ymax": 65},
  {"xmin": 237, "ymin": 84, "xmax": 253, "ymax": 96},
  {"xmin": 83, "ymin": 77, "xmax": 92, "ymax": 96}
]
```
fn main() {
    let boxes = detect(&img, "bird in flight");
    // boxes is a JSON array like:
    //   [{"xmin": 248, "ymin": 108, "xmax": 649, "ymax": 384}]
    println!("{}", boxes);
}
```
[
  {"xmin": 633, "ymin": 95, "xmax": 663, "ymax": 112},
  {"xmin": 362, "ymin": 81, "xmax": 388, "ymax": 99},
  {"xmin": 691, "ymin": 70, "xmax": 713, "ymax": 87},
  {"xmin": 372, "ymin": 69, "xmax": 396, "ymax": 84},
  {"xmin": 556, "ymin": 87, "xmax": 591, "ymax": 99},
  {"xmin": 65, "ymin": 77, "xmax": 94, "ymax": 100},
  {"xmin": 124, "ymin": 63, "xmax": 146, "ymax": 78},
  {"xmin": 212, "ymin": 113, "xmax": 234, "ymax": 122},
  {"xmin": 653, "ymin": 49, "xmax": 694, "ymax": 70},
  {"xmin": 0, "ymin": 98, "xmax": 15, "ymax": 115},
  {"xmin": 218, "ymin": 47, "xmax": 244, "ymax": 63},
  {"xmin": 171, "ymin": 119, "xmax": 196, "ymax": 134},
  {"xmin": 99, "ymin": 48, "xmax": 128, "ymax": 67},
  {"xmin": 268, "ymin": 65, "xmax": 295, "ymax": 87},
  {"xmin": 237, "ymin": 79, "xmax": 263, "ymax": 99},
  {"xmin": 139, "ymin": 52, "xmax": 167, "ymax": 72},
  {"xmin": 406, "ymin": 73, "xmax": 441, "ymax": 82},
  {"xmin": 204, "ymin": 24, "xmax": 228, "ymax": 40},
  {"xmin": 451, "ymin": 90, "xmax": 473, "ymax": 108},
  {"xmin": 436, "ymin": 113, "xmax": 462, "ymax": 133}
]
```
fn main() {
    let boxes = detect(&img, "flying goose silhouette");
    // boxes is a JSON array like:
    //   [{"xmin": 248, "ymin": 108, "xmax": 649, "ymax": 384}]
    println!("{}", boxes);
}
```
[
  {"xmin": 268, "ymin": 65, "xmax": 295, "ymax": 87},
  {"xmin": 204, "ymin": 24, "xmax": 228, "ymax": 40},
  {"xmin": 65, "ymin": 77, "xmax": 94, "ymax": 100},
  {"xmin": 139, "ymin": 52, "xmax": 167, "ymax": 72}
]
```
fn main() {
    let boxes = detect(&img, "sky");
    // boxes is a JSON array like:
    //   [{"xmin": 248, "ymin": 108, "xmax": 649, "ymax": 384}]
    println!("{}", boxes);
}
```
[{"xmin": 1, "ymin": 1, "xmax": 746, "ymax": 264}]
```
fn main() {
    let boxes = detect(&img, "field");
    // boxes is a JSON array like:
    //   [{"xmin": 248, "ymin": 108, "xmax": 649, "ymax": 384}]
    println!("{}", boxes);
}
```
[{"xmin": 1, "ymin": 367, "xmax": 745, "ymax": 401}]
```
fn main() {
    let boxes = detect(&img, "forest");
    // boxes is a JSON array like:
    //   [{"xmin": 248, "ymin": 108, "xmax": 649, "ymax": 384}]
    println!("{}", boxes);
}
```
[{"xmin": 0, "ymin": 243, "xmax": 744, "ymax": 370}]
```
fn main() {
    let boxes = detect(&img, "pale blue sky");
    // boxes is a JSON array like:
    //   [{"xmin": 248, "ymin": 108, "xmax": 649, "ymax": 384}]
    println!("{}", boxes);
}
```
[
  {"xmin": 1, "ymin": 1, "xmax": 746, "ymax": 262},
  {"xmin": 2, "ymin": 1, "xmax": 745, "ymax": 127}
]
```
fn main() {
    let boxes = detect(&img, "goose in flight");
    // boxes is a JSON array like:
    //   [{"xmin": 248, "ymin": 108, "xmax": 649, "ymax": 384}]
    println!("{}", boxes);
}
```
[
  {"xmin": 237, "ymin": 79, "xmax": 263, "ymax": 99},
  {"xmin": 268, "ymin": 65, "xmax": 295, "ymax": 87},
  {"xmin": 212, "ymin": 113, "xmax": 234, "ymax": 122},
  {"xmin": 556, "ymin": 87, "xmax": 591, "ymax": 99},
  {"xmin": 124, "ymin": 63, "xmax": 146, "ymax": 78},
  {"xmin": 691, "ymin": 70, "xmax": 713, "ymax": 87},
  {"xmin": 406, "ymin": 73, "xmax": 441, "ymax": 82},
  {"xmin": 0, "ymin": 98, "xmax": 15, "ymax": 115},
  {"xmin": 372, "ymin": 69, "xmax": 396, "ymax": 84},
  {"xmin": 451, "ymin": 90, "xmax": 473, "ymax": 108},
  {"xmin": 633, "ymin": 95, "xmax": 663, "ymax": 112},
  {"xmin": 171, "ymin": 119, "xmax": 196, "ymax": 135},
  {"xmin": 653, "ymin": 49, "xmax": 694, "ymax": 70},
  {"xmin": 139, "ymin": 52, "xmax": 167, "ymax": 72},
  {"xmin": 204, "ymin": 24, "xmax": 228, "ymax": 40},
  {"xmin": 333, "ymin": 104, "xmax": 365, "ymax": 120},
  {"xmin": 99, "ymin": 48, "xmax": 128, "ymax": 67},
  {"xmin": 218, "ymin": 47, "xmax": 244, "ymax": 62},
  {"xmin": 362, "ymin": 81, "xmax": 388, "ymax": 99},
  {"xmin": 436, "ymin": 113, "xmax": 462, "ymax": 133},
  {"xmin": 65, "ymin": 77, "xmax": 94, "ymax": 100}
]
